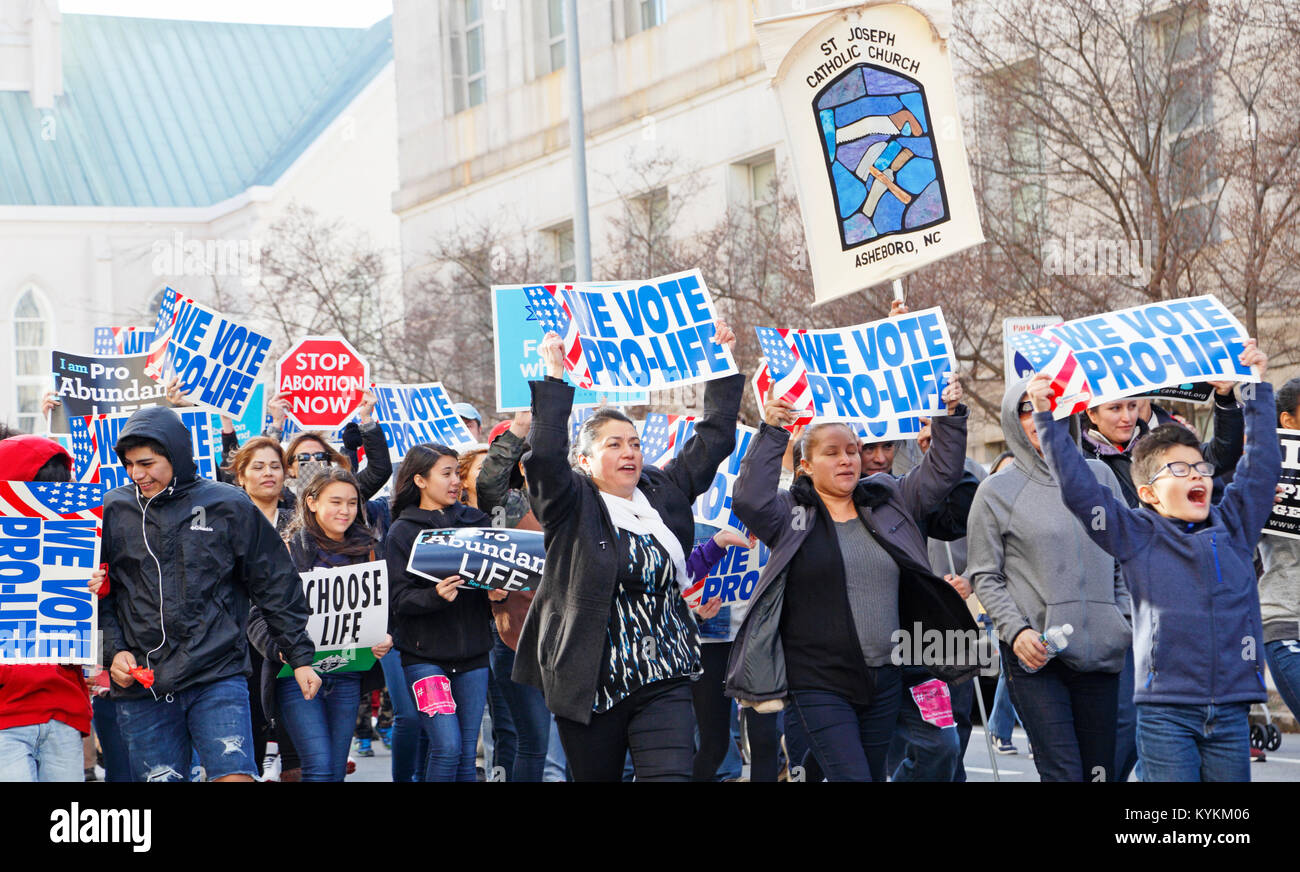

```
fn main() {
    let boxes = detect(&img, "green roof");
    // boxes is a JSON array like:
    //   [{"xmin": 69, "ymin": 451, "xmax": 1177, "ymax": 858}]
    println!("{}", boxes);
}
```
[{"xmin": 0, "ymin": 13, "xmax": 392, "ymax": 207}]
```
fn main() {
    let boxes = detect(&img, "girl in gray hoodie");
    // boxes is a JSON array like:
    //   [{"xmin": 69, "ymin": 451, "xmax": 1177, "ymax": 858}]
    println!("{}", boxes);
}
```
[{"xmin": 966, "ymin": 376, "xmax": 1133, "ymax": 782}]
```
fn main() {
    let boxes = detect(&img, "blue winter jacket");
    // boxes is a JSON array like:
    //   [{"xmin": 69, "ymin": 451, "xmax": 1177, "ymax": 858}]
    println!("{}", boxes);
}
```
[{"xmin": 1037, "ymin": 382, "xmax": 1281, "ymax": 706}]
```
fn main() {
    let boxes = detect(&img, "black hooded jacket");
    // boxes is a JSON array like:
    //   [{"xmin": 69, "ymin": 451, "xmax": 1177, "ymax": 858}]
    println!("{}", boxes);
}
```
[{"xmin": 99, "ymin": 406, "xmax": 314, "ymax": 699}]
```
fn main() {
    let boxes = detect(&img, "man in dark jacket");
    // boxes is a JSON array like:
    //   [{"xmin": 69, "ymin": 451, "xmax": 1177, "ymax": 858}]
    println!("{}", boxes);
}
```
[{"xmin": 100, "ymin": 406, "xmax": 317, "ymax": 782}]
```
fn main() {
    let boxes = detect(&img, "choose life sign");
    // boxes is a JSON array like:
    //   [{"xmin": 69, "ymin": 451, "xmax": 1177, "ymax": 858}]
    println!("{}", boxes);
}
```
[
  {"xmin": 754, "ymin": 0, "xmax": 983, "ymax": 305},
  {"xmin": 1265, "ymin": 429, "xmax": 1300, "ymax": 540},
  {"xmin": 277, "ymin": 559, "xmax": 387, "ymax": 676}
]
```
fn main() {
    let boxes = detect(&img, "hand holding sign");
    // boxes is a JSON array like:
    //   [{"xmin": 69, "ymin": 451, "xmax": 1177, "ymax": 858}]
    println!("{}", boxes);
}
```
[
  {"xmin": 1028, "ymin": 372, "xmax": 1055, "ymax": 413},
  {"xmin": 1239, "ymin": 338, "xmax": 1267, "ymax": 378},
  {"xmin": 357, "ymin": 389, "xmax": 377, "ymax": 425},
  {"xmin": 762, "ymin": 384, "xmax": 800, "ymax": 429},
  {"xmin": 541, "ymin": 331, "xmax": 566, "ymax": 380},
  {"xmin": 941, "ymin": 373, "xmax": 962, "ymax": 413},
  {"xmin": 713, "ymin": 319, "xmax": 737, "ymax": 354},
  {"xmin": 435, "ymin": 575, "xmax": 464, "ymax": 603},
  {"xmin": 293, "ymin": 665, "xmax": 322, "ymax": 700}
]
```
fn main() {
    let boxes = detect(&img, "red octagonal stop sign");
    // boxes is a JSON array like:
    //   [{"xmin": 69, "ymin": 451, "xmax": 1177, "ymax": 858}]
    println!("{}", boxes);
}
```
[{"xmin": 277, "ymin": 336, "xmax": 371, "ymax": 429}]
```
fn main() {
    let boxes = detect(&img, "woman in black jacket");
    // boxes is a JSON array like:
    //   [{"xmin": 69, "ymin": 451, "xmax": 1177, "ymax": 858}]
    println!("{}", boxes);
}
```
[
  {"xmin": 514, "ymin": 326, "xmax": 743, "ymax": 782},
  {"xmin": 726, "ymin": 383, "xmax": 975, "ymax": 782},
  {"xmin": 385, "ymin": 443, "xmax": 504, "ymax": 782}
]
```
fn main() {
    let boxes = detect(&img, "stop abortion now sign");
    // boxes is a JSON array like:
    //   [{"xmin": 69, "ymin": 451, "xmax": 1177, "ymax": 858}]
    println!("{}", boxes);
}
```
[{"xmin": 277, "ymin": 337, "xmax": 370, "ymax": 429}]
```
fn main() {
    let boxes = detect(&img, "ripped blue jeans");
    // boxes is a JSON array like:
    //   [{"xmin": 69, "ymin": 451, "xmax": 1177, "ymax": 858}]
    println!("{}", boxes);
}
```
[{"xmin": 115, "ymin": 676, "xmax": 257, "ymax": 781}]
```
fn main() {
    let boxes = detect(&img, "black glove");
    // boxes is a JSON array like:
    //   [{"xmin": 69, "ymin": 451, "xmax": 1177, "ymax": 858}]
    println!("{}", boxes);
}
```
[{"xmin": 340, "ymin": 421, "xmax": 363, "ymax": 451}]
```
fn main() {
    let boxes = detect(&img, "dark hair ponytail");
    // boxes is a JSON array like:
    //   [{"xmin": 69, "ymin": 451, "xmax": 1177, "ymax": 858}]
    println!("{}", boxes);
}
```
[{"xmin": 392, "ymin": 443, "xmax": 460, "ymax": 518}]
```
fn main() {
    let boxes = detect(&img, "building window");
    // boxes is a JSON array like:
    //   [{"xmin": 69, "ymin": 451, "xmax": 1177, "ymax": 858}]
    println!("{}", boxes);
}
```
[
  {"xmin": 631, "ymin": 187, "xmax": 670, "ymax": 239},
  {"xmin": 13, "ymin": 287, "xmax": 52, "ymax": 434},
  {"xmin": 749, "ymin": 156, "xmax": 777, "ymax": 227},
  {"xmin": 620, "ymin": 0, "xmax": 665, "ymax": 38},
  {"xmin": 450, "ymin": 0, "xmax": 487, "ymax": 112},
  {"xmin": 552, "ymin": 222, "xmax": 576, "ymax": 281},
  {"xmin": 546, "ymin": 0, "xmax": 565, "ymax": 72}
]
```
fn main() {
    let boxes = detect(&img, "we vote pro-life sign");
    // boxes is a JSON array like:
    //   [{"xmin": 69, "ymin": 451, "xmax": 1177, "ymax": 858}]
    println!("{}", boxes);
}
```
[
  {"xmin": 144, "ymin": 290, "xmax": 271, "ymax": 418},
  {"xmin": 278, "ymin": 560, "xmax": 387, "ymax": 677},
  {"xmin": 693, "ymin": 425, "xmax": 758, "ymax": 535},
  {"xmin": 492, "ymin": 284, "xmax": 648, "ymax": 412},
  {"xmin": 1007, "ymin": 296, "xmax": 1259, "ymax": 420},
  {"xmin": 518, "ymin": 270, "xmax": 738, "ymax": 392},
  {"xmin": 0, "ymin": 482, "xmax": 103, "ymax": 665},
  {"xmin": 370, "ymin": 383, "xmax": 478, "ymax": 464},
  {"xmin": 70, "ymin": 411, "xmax": 217, "ymax": 487},
  {"xmin": 755, "ymin": 306, "xmax": 957, "ymax": 440}
]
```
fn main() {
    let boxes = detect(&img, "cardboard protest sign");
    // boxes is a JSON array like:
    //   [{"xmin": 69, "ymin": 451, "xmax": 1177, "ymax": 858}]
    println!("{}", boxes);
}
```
[
  {"xmin": 754, "ymin": 306, "xmax": 957, "ymax": 439},
  {"xmin": 276, "ymin": 337, "xmax": 370, "ymax": 430},
  {"xmin": 1136, "ymin": 383, "xmax": 1215, "ymax": 404},
  {"xmin": 1265, "ymin": 429, "xmax": 1300, "ymax": 540},
  {"xmin": 94, "ymin": 327, "xmax": 156, "ymax": 355},
  {"xmin": 1006, "ymin": 295, "xmax": 1258, "ymax": 420},
  {"xmin": 0, "ymin": 481, "xmax": 102, "ymax": 664},
  {"xmin": 685, "ymin": 523, "xmax": 770, "ymax": 643},
  {"xmin": 491, "ymin": 285, "xmax": 648, "ymax": 412},
  {"xmin": 50, "ymin": 350, "xmax": 178, "ymax": 433},
  {"xmin": 640, "ymin": 414, "xmax": 696, "ymax": 469},
  {"xmin": 753, "ymin": 359, "xmax": 815, "ymax": 428},
  {"xmin": 754, "ymin": 0, "xmax": 982, "ymax": 305},
  {"xmin": 142, "ymin": 292, "xmax": 271, "ymax": 419},
  {"xmin": 692, "ymin": 425, "xmax": 758, "ymax": 534},
  {"xmin": 276, "ymin": 560, "xmax": 387, "ymax": 677},
  {"xmin": 370, "ymin": 383, "xmax": 478, "ymax": 464},
  {"xmin": 1003, "ymin": 316, "xmax": 1062, "ymax": 388},
  {"xmin": 69, "ymin": 410, "xmax": 218, "ymax": 487},
  {"xmin": 520, "ymin": 270, "xmax": 738, "ymax": 391},
  {"xmin": 407, "ymin": 528, "xmax": 545, "ymax": 592},
  {"xmin": 209, "ymin": 383, "xmax": 265, "ymax": 464}
]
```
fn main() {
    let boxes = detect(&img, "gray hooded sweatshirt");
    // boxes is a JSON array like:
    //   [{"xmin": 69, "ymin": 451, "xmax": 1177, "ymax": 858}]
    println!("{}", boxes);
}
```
[{"xmin": 966, "ymin": 377, "xmax": 1133, "ymax": 673}]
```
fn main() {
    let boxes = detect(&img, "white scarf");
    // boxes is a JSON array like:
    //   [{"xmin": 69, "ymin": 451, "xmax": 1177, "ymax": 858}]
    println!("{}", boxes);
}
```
[{"xmin": 600, "ymin": 489, "xmax": 691, "ymax": 594}]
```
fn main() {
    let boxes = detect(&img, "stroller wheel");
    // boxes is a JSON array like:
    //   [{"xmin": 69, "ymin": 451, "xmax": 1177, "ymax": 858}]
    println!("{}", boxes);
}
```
[
  {"xmin": 1265, "ymin": 724, "xmax": 1283, "ymax": 752},
  {"xmin": 1250, "ymin": 724, "xmax": 1266, "ymax": 749}
]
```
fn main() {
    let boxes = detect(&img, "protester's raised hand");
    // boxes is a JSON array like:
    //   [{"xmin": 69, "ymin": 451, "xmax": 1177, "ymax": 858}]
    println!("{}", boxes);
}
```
[
  {"xmin": 540, "ymin": 331, "xmax": 566, "ymax": 380},
  {"xmin": 1013, "ymin": 628, "xmax": 1048, "ymax": 671},
  {"xmin": 509, "ymin": 409, "xmax": 533, "ymax": 440},
  {"xmin": 713, "ymin": 319, "xmax": 737, "ymax": 354},
  {"xmin": 762, "ymin": 384, "xmax": 798, "ymax": 429},
  {"xmin": 165, "ymin": 376, "xmax": 192, "ymax": 407},
  {"xmin": 941, "ymin": 373, "xmax": 963, "ymax": 413},
  {"xmin": 293, "ymin": 665, "xmax": 322, "ymax": 700},
  {"xmin": 1027, "ymin": 372, "xmax": 1055, "ymax": 413},
  {"xmin": 435, "ymin": 575, "xmax": 464, "ymax": 603},
  {"xmin": 41, "ymin": 390, "xmax": 60, "ymax": 418},
  {"xmin": 357, "ymin": 389, "xmax": 377, "ymax": 424},
  {"xmin": 1239, "ymin": 338, "xmax": 1267, "ymax": 378},
  {"xmin": 889, "ymin": 299, "xmax": 909, "ymax": 318},
  {"xmin": 219, "ymin": 414, "xmax": 235, "ymax": 435},
  {"xmin": 916, "ymin": 417, "xmax": 932, "ymax": 454},
  {"xmin": 268, "ymin": 391, "xmax": 289, "ymax": 427},
  {"xmin": 109, "ymin": 650, "xmax": 139, "ymax": 688}
]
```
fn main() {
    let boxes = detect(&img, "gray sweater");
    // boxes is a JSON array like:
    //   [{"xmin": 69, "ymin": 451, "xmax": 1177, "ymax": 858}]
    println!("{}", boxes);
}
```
[
  {"xmin": 966, "ymin": 376, "xmax": 1133, "ymax": 673},
  {"xmin": 1259, "ymin": 535, "xmax": 1300, "ymax": 642}
]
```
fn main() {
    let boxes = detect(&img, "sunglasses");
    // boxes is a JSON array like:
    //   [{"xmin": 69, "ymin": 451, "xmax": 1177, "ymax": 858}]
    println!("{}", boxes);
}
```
[
  {"xmin": 294, "ymin": 452, "xmax": 331, "ymax": 463},
  {"xmin": 1146, "ymin": 460, "xmax": 1215, "ymax": 485},
  {"xmin": 1017, "ymin": 400, "xmax": 1035, "ymax": 416}
]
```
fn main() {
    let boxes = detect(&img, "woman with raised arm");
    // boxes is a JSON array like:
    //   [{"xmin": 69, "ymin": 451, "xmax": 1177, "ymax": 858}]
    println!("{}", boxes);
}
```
[
  {"xmin": 514, "ymin": 326, "xmax": 744, "ymax": 782},
  {"xmin": 725, "ymin": 382, "xmax": 977, "ymax": 782}
]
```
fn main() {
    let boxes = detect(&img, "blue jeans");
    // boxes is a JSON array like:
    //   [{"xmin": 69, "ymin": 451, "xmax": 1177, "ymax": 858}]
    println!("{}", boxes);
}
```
[
  {"xmin": 989, "ymin": 668, "xmax": 1021, "ymax": 740},
  {"xmin": 92, "ymin": 695, "xmax": 133, "ymax": 782},
  {"xmin": 888, "ymin": 666, "xmax": 961, "ymax": 782},
  {"xmin": 1265, "ymin": 639, "xmax": 1300, "ymax": 722},
  {"xmin": 379, "ymin": 648, "xmax": 427, "ymax": 782},
  {"xmin": 489, "ymin": 634, "xmax": 551, "ymax": 782},
  {"xmin": 483, "ymin": 668, "xmax": 516, "ymax": 779},
  {"xmin": 788, "ymin": 666, "xmax": 902, "ymax": 783},
  {"xmin": 402, "ymin": 662, "xmax": 488, "ymax": 782},
  {"xmin": 115, "ymin": 676, "xmax": 257, "ymax": 781},
  {"xmin": 1115, "ymin": 644, "xmax": 1139, "ymax": 781},
  {"xmin": 0, "ymin": 719, "xmax": 84, "ymax": 782},
  {"xmin": 1002, "ymin": 642, "xmax": 1118, "ymax": 782},
  {"xmin": 1136, "ymin": 702, "xmax": 1251, "ymax": 782},
  {"xmin": 545, "ymin": 717, "xmax": 567, "ymax": 782},
  {"xmin": 275, "ymin": 672, "xmax": 361, "ymax": 782}
]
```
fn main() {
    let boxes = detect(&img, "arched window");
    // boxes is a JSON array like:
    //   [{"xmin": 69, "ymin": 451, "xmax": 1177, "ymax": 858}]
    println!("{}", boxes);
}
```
[{"xmin": 13, "ymin": 286, "xmax": 54, "ymax": 433}]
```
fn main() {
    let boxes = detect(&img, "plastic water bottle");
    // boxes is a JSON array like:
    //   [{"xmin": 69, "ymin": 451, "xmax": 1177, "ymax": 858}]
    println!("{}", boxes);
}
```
[{"xmin": 1022, "ymin": 623, "xmax": 1073, "ymax": 673}]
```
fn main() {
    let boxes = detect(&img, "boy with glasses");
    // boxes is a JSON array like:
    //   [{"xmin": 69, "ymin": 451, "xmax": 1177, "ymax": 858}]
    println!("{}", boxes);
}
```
[{"xmin": 1029, "ymin": 340, "xmax": 1278, "ymax": 781}]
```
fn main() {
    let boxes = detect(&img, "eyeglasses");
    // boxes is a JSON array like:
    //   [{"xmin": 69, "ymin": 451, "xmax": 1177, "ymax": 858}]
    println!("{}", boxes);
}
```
[
  {"xmin": 1017, "ymin": 400, "xmax": 1034, "ymax": 417},
  {"xmin": 1146, "ymin": 460, "xmax": 1215, "ymax": 485},
  {"xmin": 294, "ymin": 452, "xmax": 331, "ymax": 463}
]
